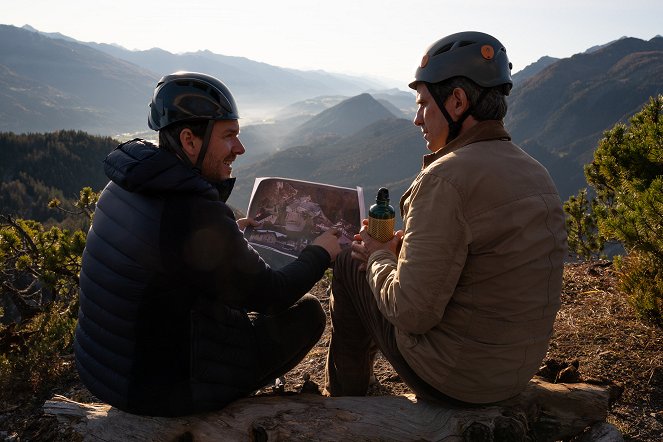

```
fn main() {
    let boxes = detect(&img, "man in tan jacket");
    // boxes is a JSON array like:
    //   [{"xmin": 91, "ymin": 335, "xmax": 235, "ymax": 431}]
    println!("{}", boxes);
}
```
[{"xmin": 325, "ymin": 32, "xmax": 567, "ymax": 404}]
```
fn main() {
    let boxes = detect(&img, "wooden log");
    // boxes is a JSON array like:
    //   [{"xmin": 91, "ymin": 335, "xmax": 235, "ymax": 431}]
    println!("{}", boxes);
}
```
[
  {"xmin": 576, "ymin": 422, "xmax": 625, "ymax": 442},
  {"xmin": 43, "ymin": 378, "xmax": 619, "ymax": 441}
]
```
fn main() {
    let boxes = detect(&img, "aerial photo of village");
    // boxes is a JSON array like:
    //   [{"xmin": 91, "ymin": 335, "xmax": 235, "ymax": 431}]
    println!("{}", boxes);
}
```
[{"xmin": 244, "ymin": 178, "xmax": 363, "ymax": 260}]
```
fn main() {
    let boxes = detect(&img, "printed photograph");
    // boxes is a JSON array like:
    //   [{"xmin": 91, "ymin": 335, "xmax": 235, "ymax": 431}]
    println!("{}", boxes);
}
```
[{"xmin": 244, "ymin": 178, "xmax": 364, "ymax": 266}]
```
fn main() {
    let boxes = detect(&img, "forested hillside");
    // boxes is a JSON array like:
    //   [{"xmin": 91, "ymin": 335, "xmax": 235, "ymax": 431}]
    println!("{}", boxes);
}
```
[{"xmin": 0, "ymin": 131, "xmax": 115, "ymax": 223}]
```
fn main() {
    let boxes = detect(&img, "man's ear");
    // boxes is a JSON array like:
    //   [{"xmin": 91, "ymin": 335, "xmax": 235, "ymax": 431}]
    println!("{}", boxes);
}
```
[
  {"xmin": 450, "ymin": 88, "xmax": 470, "ymax": 117},
  {"xmin": 179, "ymin": 128, "xmax": 200, "ymax": 160}
]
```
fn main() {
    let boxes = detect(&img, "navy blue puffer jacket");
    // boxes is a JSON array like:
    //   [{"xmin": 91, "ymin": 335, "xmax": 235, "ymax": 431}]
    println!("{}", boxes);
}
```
[{"xmin": 74, "ymin": 139, "xmax": 329, "ymax": 416}]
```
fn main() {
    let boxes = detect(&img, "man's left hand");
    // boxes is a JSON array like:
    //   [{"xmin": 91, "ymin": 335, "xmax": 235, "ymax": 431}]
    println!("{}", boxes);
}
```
[
  {"xmin": 351, "ymin": 219, "xmax": 403, "ymax": 271},
  {"xmin": 360, "ymin": 227, "xmax": 403, "ymax": 258}
]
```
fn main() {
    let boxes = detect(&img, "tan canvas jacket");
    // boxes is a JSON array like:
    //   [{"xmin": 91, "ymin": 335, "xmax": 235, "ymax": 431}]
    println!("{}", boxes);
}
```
[{"xmin": 366, "ymin": 120, "xmax": 567, "ymax": 403}]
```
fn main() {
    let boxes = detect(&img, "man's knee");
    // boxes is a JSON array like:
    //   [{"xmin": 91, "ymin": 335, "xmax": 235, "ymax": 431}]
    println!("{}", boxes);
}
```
[
  {"xmin": 296, "ymin": 294, "xmax": 326, "ymax": 336},
  {"xmin": 332, "ymin": 248, "xmax": 360, "ymax": 292},
  {"xmin": 333, "ymin": 248, "xmax": 354, "ymax": 275}
]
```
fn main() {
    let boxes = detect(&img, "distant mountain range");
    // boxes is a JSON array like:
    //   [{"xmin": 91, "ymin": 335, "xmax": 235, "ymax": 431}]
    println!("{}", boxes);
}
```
[
  {"xmin": 0, "ymin": 24, "xmax": 396, "ymax": 134},
  {"xmin": 0, "ymin": 26, "xmax": 156, "ymax": 135},
  {"xmin": 506, "ymin": 35, "xmax": 663, "ymax": 199},
  {"xmin": 280, "ymin": 93, "xmax": 400, "ymax": 147},
  {"xmin": 229, "ymin": 90, "xmax": 413, "ymax": 166},
  {"xmin": 230, "ymin": 35, "xmax": 663, "ymax": 212},
  {"xmin": 1, "ymin": 25, "xmax": 662, "ymax": 224},
  {"xmin": 227, "ymin": 95, "xmax": 423, "ymax": 217}
]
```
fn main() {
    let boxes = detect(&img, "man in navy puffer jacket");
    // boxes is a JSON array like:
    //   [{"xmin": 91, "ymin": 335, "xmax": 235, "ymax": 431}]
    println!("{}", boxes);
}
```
[{"xmin": 74, "ymin": 72, "xmax": 341, "ymax": 416}]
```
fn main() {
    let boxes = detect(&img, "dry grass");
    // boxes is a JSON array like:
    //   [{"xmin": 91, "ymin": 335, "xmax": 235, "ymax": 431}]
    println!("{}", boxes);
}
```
[{"xmin": 548, "ymin": 262, "xmax": 663, "ymax": 440}]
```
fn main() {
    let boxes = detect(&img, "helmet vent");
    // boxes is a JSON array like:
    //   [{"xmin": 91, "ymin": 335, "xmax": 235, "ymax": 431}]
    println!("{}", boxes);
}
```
[
  {"xmin": 432, "ymin": 43, "xmax": 454, "ymax": 56},
  {"xmin": 198, "ymin": 85, "xmax": 221, "ymax": 103},
  {"xmin": 409, "ymin": 33, "xmax": 513, "ymax": 92},
  {"xmin": 175, "ymin": 80, "xmax": 222, "ymax": 104},
  {"xmin": 433, "ymin": 40, "xmax": 475, "ymax": 57}
]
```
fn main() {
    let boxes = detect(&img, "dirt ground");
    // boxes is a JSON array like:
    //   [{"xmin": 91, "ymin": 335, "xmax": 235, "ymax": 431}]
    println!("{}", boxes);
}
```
[{"xmin": 1, "ymin": 261, "xmax": 662, "ymax": 441}]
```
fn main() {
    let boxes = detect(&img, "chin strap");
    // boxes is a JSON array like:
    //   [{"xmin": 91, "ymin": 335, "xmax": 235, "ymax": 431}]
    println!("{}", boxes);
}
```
[
  {"xmin": 162, "ymin": 131, "xmax": 195, "ymax": 169},
  {"xmin": 193, "ymin": 120, "xmax": 215, "ymax": 173},
  {"xmin": 431, "ymin": 88, "xmax": 490, "ymax": 144},
  {"xmin": 161, "ymin": 120, "xmax": 216, "ymax": 174}
]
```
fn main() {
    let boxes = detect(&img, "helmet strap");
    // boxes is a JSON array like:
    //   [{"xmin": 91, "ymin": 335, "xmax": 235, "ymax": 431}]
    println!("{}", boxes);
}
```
[
  {"xmin": 162, "ymin": 131, "xmax": 196, "ymax": 169},
  {"xmin": 431, "ymin": 87, "xmax": 490, "ymax": 144},
  {"xmin": 193, "ymin": 120, "xmax": 215, "ymax": 173}
]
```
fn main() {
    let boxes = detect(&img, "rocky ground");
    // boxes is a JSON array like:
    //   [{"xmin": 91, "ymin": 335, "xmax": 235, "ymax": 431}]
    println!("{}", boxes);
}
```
[{"xmin": 1, "ymin": 261, "xmax": 662, "ymax": 441}]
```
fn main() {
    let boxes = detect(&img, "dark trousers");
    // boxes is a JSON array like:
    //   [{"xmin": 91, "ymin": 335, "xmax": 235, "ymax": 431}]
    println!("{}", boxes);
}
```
[
  {"xmin": 324, "ymin": 249, "xmax": 465, "ymax": 404},
  {"xmin": 251, "ymin": 293, "xmax": 326, "ymax": 389},
  {"xmin": 185, "ymin": 293, "xmax": 326, "ymax": 416}
]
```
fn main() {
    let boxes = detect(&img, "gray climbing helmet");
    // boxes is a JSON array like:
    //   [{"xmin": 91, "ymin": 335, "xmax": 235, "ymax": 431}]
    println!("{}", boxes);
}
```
[{"xmin": 409, "ymin": 31, "xmax": 513, "ymax": 94}]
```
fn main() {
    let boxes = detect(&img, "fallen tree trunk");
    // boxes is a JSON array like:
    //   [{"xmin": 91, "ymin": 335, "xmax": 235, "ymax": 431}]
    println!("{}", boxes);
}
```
[{"xmin": 43, "ymin": 378, "xmax": 621, "ymax": 441}]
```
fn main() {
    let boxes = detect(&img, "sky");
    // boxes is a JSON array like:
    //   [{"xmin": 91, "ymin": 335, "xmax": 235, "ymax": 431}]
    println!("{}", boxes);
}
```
[{"xmin": 2, "ymin": 0, "xmax": 662, "ymax": 89}]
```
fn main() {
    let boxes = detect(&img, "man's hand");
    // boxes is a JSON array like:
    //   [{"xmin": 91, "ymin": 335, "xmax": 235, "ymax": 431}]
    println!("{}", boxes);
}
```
[
  {"xmin": 236, "ymin": 217, "xmax": 261, "ymax": 231},
  {"xmin": 351, "ymin": 219, "xmax": 403, "ymax": 271},
  {"xmin": 312, "ymin": 228, "xmax": 342, "ymax": 262}
]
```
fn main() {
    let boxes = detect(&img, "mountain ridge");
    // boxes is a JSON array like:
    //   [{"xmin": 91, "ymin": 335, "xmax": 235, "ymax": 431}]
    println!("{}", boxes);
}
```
[
  {"xmin": 0, "ymin": 24, "xmax": 394, "ymax": 134},
  {"xmin": 22, "ymin": 25, "xmax": 388, "ymax": 112},
  {"xmin": 228, "ymin": 116, "xmax": 424, "ymax": 220},
  {"xmin": 0, "ymin": 25, "xmax": 156, "ymax": 134},
  {"xmin": 506, "ymin": 35, "xmax": 663, "ymax": 198},
  {"xmin": 282, "ymin": 93, "xmax": 398, "ymax": 146},
  {"xmin": 1, "ymin": 28, "xmax": 662, "ymax": 223}
]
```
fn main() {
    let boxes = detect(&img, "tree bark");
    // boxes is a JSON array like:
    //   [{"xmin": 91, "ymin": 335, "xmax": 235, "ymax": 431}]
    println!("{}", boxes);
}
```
[{"xmin": 43, "ymin": 378, "xmax": 620, "ymax": 441}]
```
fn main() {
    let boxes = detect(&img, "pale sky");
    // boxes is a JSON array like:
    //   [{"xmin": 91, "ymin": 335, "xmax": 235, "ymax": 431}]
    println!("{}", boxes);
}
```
[{"xmin": 2, "ymin": 0, "xmax": 661, "ymax": 88}]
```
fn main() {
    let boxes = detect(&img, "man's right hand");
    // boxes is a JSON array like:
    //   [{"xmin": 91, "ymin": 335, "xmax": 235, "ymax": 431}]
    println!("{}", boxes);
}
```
[
  {"xmin": 312, "ymin": 228, "xmax": 342, "ymax": 262},
  {"xmin": 236, "ymin": 217, "xmax": 261, "ymax": 231}
]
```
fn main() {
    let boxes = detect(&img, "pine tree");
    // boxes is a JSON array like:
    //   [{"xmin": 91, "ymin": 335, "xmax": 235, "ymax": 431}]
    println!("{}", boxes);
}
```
[
  {"xmin": 579, "ymin": 95, "xmax": 663, "ymax": 324},
  {"xmin": 563, "ymin": 188, "xmax": 604, "ymax": 260},
  {"xmin": 0, "ymin": 188, "xmax": 98, "ymax": 400}
]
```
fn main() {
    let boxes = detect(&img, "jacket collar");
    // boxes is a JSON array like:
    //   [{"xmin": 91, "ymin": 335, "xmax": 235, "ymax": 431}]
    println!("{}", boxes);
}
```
[
  {"xmin": 214, "ymin": 177, "xmax": 235, "ymax": 203},
  {"xmin": 422, "ymin": 120, "xmax": 511, "ymax": 169},
  {"xmin": 104, "ymin": 138, "xmax": 235, "ymax": 202}
]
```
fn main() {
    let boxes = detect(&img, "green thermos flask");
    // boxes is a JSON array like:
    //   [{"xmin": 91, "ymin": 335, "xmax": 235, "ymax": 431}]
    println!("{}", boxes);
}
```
[{"xmin": 367, "ymin": 187, "xmax": 395, "ymax": 242}]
